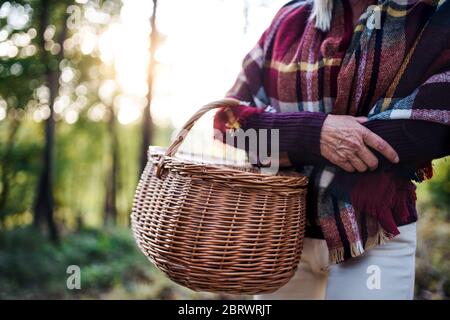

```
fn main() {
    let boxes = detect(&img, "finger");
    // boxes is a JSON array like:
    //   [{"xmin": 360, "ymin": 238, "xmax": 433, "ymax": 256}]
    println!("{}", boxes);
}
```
[
  {"xmin": 356, "ymin": 147, "xmax": 379, "ymax": 171},
  {"xmin": 338, "ymin": 161, "xmax": 355, "ymax": 173},
  {"xmin": 362, "ymin": 129, "xmax": 399, "ymax": 163},
  {"xmin": 354, "ymin": 116, "xmax": 368, "ymax": 124},
  {"xmin": 329, "ymin": 154, "xmax": 355, "ymax": 172},
  {"xmin": 349, "ymin": 156, "xmax": 368, "ymax": 173}
]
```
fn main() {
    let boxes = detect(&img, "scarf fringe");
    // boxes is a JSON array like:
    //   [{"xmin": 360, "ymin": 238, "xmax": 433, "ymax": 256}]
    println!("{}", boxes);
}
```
[
  {"xmin": 414, "ymin": 162, "xmax": 433, "ymax": 182},
  {"xmin": 349, "ymin": 170, "xmax": 416, "ymax": 235},
  {"xmin": 329, "ymin": 227, "xmax": 394, "ymax": 264},
  {"xmin": 365, "ymin": 228, "xmax": 394, "ymax": 252},
  {"xmin": 350, "ymin": 241, "xmax": 365, "ymax": 257},
  {"xmin": 329, "ymin": 247, "xmax": 345, "ymax": 264}
]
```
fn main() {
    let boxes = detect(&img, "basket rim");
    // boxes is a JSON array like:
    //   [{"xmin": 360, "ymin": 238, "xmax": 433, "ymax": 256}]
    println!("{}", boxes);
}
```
[{"xmin": 147, "ymin": 146, "xmax": 309, "ymax": 189}]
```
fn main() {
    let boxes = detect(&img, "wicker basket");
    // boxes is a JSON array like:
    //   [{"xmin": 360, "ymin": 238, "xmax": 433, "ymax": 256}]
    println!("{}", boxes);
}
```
[{"xmin": 131, "ymin": 99, "xmax": 308, "ymax": 295}]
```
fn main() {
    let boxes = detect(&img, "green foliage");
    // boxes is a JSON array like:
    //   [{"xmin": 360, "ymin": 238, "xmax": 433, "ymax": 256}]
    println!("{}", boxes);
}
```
[
  {"xmin": 0, "ymin": 226, "xmax": 148, "ymax": 298},
  {"xmin": 414, "ymin": 157, "xmax": 450, "ymax": 299},
  {"xmin": 0, "ymin": 119, "xmax": 42, "ymax": 220},
  {"xmin": 426, "ymin": 158, "xmax": 450, "ymax": 219},
  {"xmin": 0, "ymin": 226, "xmax": 230, "ymax": 299}
]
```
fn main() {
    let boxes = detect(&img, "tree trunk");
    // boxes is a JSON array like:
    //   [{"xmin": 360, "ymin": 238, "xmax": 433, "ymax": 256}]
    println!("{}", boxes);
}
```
[
  {"xmin": 0, "ymin": 119, "xmax": 20, "ymax": 208},
  {"xmin": 33, "ymin": 0, "xmax": 68, "ymax": 242},
  {"xmin": 34, "ymin": 108, "xmax": 58, "ymax": 241},
  {"xmin": 140, "ymin": 0, "xmax": 158, "ymax": 173},
  {"xmin": 104, "ymin": 108, "xmax": 119, "ymax": 225},
  {"xmin": 0, "ymin": 119, "xmax": 21, "ymax": 222}
]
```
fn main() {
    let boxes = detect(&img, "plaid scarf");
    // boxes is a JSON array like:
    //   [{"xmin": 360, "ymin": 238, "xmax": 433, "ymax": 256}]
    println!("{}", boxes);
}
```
[{"xmin": 222, "ymin": 0, "xmax": 450, "ymax": 263}]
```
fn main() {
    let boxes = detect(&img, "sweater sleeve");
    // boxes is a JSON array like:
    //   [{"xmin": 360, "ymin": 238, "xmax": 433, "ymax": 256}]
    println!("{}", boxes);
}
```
[
  {"xmin": 241, "ymin": 111, "xmax": 327, "ymax": 155},
  {"xmin": 288, "ymin": 119, "xmax": 450, "ymax": 168},
  {"xmin": 213, "ymin": 104, "xmax": 328, "ymax": 156},
  {"xmin": 365, "ymin": 120, "xmax": 450, "ymax": 164}
]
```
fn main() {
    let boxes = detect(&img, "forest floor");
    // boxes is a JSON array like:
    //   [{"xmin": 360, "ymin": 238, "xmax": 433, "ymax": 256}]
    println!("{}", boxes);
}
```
[
  {"xmin": 0, "ymin": 226, "xmax": 243, "ymax": 299},
  {"xmin": 0, "ymin": 222, "xmax": 448, "ymax": 300}
]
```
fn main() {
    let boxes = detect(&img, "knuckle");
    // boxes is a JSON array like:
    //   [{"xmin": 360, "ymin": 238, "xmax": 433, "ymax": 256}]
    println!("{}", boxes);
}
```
[
  {"xmin": 347, "ymin": 139, "xmax": 360, "ymax": 150},
  {"xmin": 352, "ymin": 160, "xmax": 364, "ymax": 171},
  {"xmin": 356, "ymin": 143, "xmax": 365, "ymax": 151},
  {"xmin": 376, "ymin": 140, "xmax": 387, "ymax": 151},
  {"xmin": 359, "ymin": 127, "xmax": 369, "ymax": 137}
]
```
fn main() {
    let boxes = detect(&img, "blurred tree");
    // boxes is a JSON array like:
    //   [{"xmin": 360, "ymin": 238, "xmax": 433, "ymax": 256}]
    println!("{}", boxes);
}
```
[
  {"xmin": 33, "ymin": 0, "xmax": 70, "ymax": 242},
  {"xmin": 104, "ymin": 104, "xmax": 119, "ymax": 225},
  {"xmin": 0, "ymin": 1, "xmax": 50, "ymax": 227},
  {"xmin": 0, "ymin": 0, "xmax": 126, "ymax": 231},
  {"xmin": 140, "ymin": 0, "xmax": 158, "ymax": 173},
  {"xmin": 0, "ymin": 119, "xmax": 20, "ymax": 220}
]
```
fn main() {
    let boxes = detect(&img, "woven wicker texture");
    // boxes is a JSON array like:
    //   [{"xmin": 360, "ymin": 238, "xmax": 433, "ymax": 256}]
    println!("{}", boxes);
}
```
[{"xmin": 131, "ymin": 99, "xmax": 308, "ymax": 295}]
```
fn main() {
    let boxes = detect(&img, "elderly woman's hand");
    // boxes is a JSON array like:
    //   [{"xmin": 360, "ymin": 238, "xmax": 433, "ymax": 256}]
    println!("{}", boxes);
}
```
[{"xmin": 320, "ymin": 114, "xmax": 399, "ymax": 172}]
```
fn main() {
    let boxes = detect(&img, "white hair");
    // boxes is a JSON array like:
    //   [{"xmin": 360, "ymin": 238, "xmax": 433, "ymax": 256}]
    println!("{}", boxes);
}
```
[{"xmin": 309, "ymin": 0, "xmax": 334, "ymax": 32}]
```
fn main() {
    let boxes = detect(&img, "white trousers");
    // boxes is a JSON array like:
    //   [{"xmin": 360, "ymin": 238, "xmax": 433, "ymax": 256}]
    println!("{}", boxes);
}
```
[{"xmin": 255, "ymin": 223, "xmax": 417, "ymax": 300}]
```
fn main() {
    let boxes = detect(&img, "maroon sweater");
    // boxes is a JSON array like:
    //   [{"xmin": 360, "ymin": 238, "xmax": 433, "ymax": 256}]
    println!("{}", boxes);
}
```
[{"xmin": 241, "ymin": 112, "xmax": 450, "ymax": 167}]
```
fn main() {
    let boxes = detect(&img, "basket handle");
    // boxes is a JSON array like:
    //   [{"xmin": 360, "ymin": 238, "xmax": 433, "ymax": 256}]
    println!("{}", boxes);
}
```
[{"xmin": 155, "ymin": 98, "xmax": 240, "ymax": 178}]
